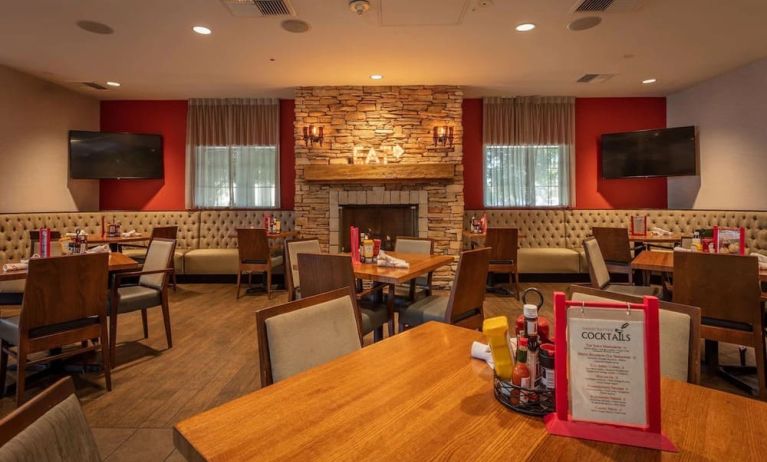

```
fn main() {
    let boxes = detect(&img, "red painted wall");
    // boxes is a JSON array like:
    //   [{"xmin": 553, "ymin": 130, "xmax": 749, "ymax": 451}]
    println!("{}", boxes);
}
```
[
  {"xmin": 575, "ymin": 98, "xmax": 667, "ymax": 209},
  {"xmin": 462, "ymin": 99, "xmax": 484, "ymax": 209},
  {"xmin": 100, "ymin": 100, "xmax": 188, "ymax": 210},
  {"xmin": 99, "ymin": 100, "xmax": 296, "ymax": 210},
  {"xmin": 462, "ymin": 97, "xmax": 668, "ymax": 209}
]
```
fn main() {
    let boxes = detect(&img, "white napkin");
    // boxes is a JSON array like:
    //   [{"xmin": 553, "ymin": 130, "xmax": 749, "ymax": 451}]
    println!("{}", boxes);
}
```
[
  {"xmin": 3, "ymin": 262, "xmax": 28, "ymax": 272},
  {"xmin": 121, "ymin": 230, "xmax": 140, "ymax": 237},
  {"xmin": 86, "ymin": 244, "xmax": 110, "ymax": 254},
  {"xmin": 65, "ymin": 232, "xmax": 78, "ymax": 237},
  {"xmin": 376, "ymin": 251, "xmax": 409, "ymax": 268},
  {"xmin": 673, "ymin": 246, "xmax": 692, "ymax": 252},
  {"xmin": 754, "ymin": 253, "xmax": 767, "ymax": 263},
  {"xmin": 470, "ymin": 341, "xmax": 494, "ymax": 368},
  {"xmin": 651, "ymin": 227, "xmax": 673, "ymax": 235}
]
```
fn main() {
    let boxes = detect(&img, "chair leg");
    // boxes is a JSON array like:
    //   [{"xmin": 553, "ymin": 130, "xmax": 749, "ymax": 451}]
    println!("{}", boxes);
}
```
[
  {"xmin": 109, "ymin": 311, "xmax": 119, "ymax": 367},
  {"xmin": 161, "ymin": 294, "xmax": 173, "ymax": 350},
  {"xmin": 100, "ymin": 326, "xmax": 112, "ymax": 392},
  {"xmin": 141, "ymin": 309, "xmax": 149, "ymax": 339},
  {"xmin": 373, "ymin": 326, "xmax": 384, "ymax": 342},
  {"xmin": 236, "ymin": 270, "xmax": 242, "ymax": 300},
  {"xmin": 266, "ymin": 269, "xmax": 272, "ymax": 299},
  {"xmin": 514, "ymin": 269, "xmax": 521, "ymax": 300},
  {"xmin": 0, "ymin": 341, "xmax": 7, "ymax": 397},
  {"xmin": 408, "ymin": 280, "xmax": 416, "ymax": 301},
  {"xmin": 15, "ymin": 345, "xmax": 27, "ymax": 406},
  {"xmin": 755, "ymin": 332, "xmax": 767, "ymax": 400},
  {"xmin": 172, "ymin": 271, "xmax": 178, "ymax": 292}
]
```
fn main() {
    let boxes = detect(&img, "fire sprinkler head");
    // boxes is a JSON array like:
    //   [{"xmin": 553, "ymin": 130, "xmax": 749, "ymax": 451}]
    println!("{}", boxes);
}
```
[{"xmin": 349, "ymin": 0, "xmax": 370, "ymax": 15}]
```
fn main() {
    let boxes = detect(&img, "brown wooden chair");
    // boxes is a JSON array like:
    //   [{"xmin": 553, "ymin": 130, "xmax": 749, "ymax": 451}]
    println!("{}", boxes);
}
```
[
  {"xmin": 236, "ymin": 228, "xmax": 284, "ymax": 299},
  {"xmin": 122, "ymin": 226, "xmax": 179, "ymax": 290},
  {"xmin": 0, "ymin": 377, "xmax": 100, "ymax": 461},
  {"xmin": 297, "ymin": 253, "xmax": 388, "ymax": 341},
  {"xmin": 399, "ymin": 247, "xmax": 490, "ymax": 331},
  {"xmin": 568, "ymin": 285, "xmax": 702, "ymax": 384},
  {"xmin": 484, "ymin": 228, "xmax": 520, "ymax": 298},
  {"xmin": 256, "ymin": 287, "xmax": 362, "ymax": 387},
  {"xmin": 393, "ymin": 236, "xmax": 434, "ymax": 301},
  {"xmin": 592, "ymin": 227, "xmax": 634, "ymax": 283},
  {"xmin": 109, "ymin": 238, "xmax": 176, "ymax": 366},
  {"xmin": 0, "ymin": 253, "xmax": 112, "ymax": 406},
  {"xmin": 582, "ymin": 238, "xmax": 658, "ymax": 297},
  {"xmin": 672, "ymin": 251, "xmax": 766, "ymax": 399},
  {"xmin": 284, "ymin": 238, "xmax": 321, "ymax": 301}
]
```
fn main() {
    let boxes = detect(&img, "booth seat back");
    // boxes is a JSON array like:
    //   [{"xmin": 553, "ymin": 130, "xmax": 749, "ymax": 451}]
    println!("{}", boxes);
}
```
[
  {"xmin": 198, "ymin": 210, "xmax": 296, "ymax": 249},
  {"xmin": 0, "ymin": 212, "xmax": 103, "ymax": 262},
  {"xmin": 108, "ymin": 211, "xmax": 200, "ymax": 250},
  {"xmin": 464, "ymin": 210, "xmax": 567, "ymax": 248}
]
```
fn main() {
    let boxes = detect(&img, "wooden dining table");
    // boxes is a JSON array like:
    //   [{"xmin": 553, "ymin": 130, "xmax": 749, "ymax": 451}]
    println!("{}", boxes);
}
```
[
  {"xmin": 352, "ymin": 252, "xmax": 454, "ymax": 335},
  {"xmin": 173, "ymin": 322, "xmax": 767, "ymax": 461},
  {"xmin": 628, "ymin": 233, "xmax": 687, "ymax": 244},
  {"xmin": 0, "ymin": 252, "xmax": 140, "ymax": 282},
  {"xmin": 82, "ymin": 234, "xmax": 149, "ymax": 245},
  {"xmin": 631, "ymin": 250, "xmax": 767, "ymax": 281}
]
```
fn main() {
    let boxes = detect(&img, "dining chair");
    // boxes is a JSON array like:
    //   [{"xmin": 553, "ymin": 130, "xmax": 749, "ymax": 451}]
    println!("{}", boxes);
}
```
[
  {"xmin": 582, "ymin": 238, "xmax": 659, "ymax": 297},
  {"xmin": 568, "ymin": 285, "xmax": 701, "ymax": 384},
  {"xmin": 394, "ymin": 236, "xmax": 434, "ymax": 301},
  {"xmin": 284, "ymin": 238, "xmax": 321, "ymax": 301},
  {"xmin": 256, "ymin": 287, "xmax": 362, "ymax": 387},
  {"xmin": 109, "ymin": 238, "xmax": 176, "ymax": 366},
  {"xmin": 297, "ymin": 253, "xmax": 388, "ymax": 342},
  {"xmin": 399, "ymin": 247, "xmax": 490, "ymax": 331},
  {"xmin": 483, "ymin": 228, "xmax": 520, "ymax": 298},
  {"xmin": 0, "ymin": 253, "xmax": 112, "ymax": 406},
  {"xmin": 672, "ymin": 251, "xmax": 766, "ymax": 399},
  {"xmin": 122, "ymin": 226, "xmax": 179, "ymax": 291},
  {"xmin": 0, "ymin": 377, "xmax": 101, "ymax": 461},
  {"xmin": 591, "ymin": 227, "xmax": 634, "ymax": 283},
  {"xmin": 236, "ymin": 228, "xmax": 284, "ymax": 299}
]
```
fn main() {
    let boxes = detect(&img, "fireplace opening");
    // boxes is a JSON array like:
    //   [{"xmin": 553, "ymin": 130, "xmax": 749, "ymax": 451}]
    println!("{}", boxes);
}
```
[{"xmin": 340, "ymin": 205, "xmax": 418, "ymax": 252}]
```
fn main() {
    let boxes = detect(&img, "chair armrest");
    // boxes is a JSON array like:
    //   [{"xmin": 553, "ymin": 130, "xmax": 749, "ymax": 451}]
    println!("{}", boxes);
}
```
[
  {"xmin": 119, "ymin": 243, "xmax": 149, "ymax": 250},
  {"xmin": 113, "ymin": 268, "xmax": 174, "ymax": 287}
]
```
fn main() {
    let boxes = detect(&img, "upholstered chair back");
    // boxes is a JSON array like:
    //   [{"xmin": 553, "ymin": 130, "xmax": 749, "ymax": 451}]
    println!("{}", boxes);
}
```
[
  {"xmin": 582, "ymin": 238, "xmax": 610, "ymax": 289},
  {"xmin": 286, "ymin": 239, "xmax": 321, "ymax": 291},
  {"xmin": 139, "ymin": 238, "xmax": 176, "ymax": 290}
]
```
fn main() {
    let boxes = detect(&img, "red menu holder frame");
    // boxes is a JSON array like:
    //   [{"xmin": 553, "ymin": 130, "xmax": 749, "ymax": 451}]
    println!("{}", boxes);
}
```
[
  {"xmin": 544, "ymin": 292, "xmax": 676, "ymax": 452},
  {"xmin": 712, "ymin": 226, "xmax": 745, "ymax": 255},
  {"xmin": 630, "ymin": 215, "xmax": 647, "ymax": 236}
]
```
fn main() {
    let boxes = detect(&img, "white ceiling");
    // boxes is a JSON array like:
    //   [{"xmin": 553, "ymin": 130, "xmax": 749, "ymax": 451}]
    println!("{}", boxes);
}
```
[{"xmin": 1, "ymin": 0, "xmax": 766, "ymax": 99}]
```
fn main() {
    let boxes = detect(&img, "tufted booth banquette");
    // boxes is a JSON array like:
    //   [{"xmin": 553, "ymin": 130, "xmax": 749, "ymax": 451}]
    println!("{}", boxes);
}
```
[
  {"xmin": 465, "ymin": 209, "xmax": 767, "ymax": 274},
  {"xmin": 0, "ymin": 211, "xmax": 296, "ymax": 282}
]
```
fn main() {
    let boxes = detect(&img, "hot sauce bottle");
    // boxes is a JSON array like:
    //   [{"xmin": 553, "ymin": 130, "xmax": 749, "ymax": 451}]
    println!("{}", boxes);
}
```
[{"xmin": 512, "ymin": 337, "xmax": 530, "ymax": 405}]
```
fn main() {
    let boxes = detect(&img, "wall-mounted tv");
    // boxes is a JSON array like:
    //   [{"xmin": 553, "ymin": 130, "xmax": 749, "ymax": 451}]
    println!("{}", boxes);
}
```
[
  {"xmin": 69, "ymin": 130, "xmax": 164, "ymax": 179},
  {"xmin": 600, "ymin": 126, "xmax": 697, "ymax": 179}
]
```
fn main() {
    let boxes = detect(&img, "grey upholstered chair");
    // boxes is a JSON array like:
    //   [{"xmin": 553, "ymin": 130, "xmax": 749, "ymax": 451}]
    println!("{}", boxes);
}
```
[
  {"xmin": 0, "ymin": 377, "xmax": 101, "ymax": 462},
  {"xmin": 399, "ymin": 248, "xmax": 490, "ymax": 331},
  {"xmin": 582, "ymin": 238, "xmax": 658, "ymax": 297},
  {"xmin": 568, "ymin": 285, "xmax": 701, "ymax": 384},
  {"xmin": 256, "ymin": 287, "xmax": 362, "ymax": 386},
  {"xmin": 284, "ymin": 238, "xmax": 321, "ymax": 301},
  {"xmin": 394, "ymin": 236, "xmax": 434, "ymax": 300},
  {"xmin": 109, "ymin": 238, "xmax": 176, "ymax": 365}
]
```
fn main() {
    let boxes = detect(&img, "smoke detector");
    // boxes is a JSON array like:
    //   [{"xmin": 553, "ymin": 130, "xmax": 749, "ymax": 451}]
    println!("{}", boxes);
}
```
[{"xmin": 349, "ymin": 0, "xmax": 370, "ymax": 15}]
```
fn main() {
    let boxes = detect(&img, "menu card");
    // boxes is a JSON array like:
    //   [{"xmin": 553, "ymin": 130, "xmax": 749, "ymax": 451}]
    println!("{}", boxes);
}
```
[
  {"xmin": 630, "ymin": 216, "xmax": 647, "ymax": 235},
  {"xmin": 568, "ymin": 308, "xmax": 646, "ymax": 427}
]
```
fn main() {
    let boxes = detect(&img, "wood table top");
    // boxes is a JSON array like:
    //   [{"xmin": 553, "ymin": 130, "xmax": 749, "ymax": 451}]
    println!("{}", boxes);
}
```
[
  {"xmin": 463, "ymin": 230, "xmax": 526, "ymax": 239},
  {"xmin": 0, "ymin": 252, "xmax": 139, "ymax": 282},
  {"xmin": 352, "ymin": 252, "xmax": 454, "ymax": 285},
  {"xmin": 173, "ymin": 322, "xmax": 767, "ymax": 461},
  {"xmin": 631, "ymin": 250, "xmax": 767, "ymax": 281},
  {"xmin": 81, "ymin": 234, "xmax": 149, "ymax": 244},
  {"xmin": 227, "ymin": 230, "xmax": 298, "ymax": 239},
  {"xmin": 628, "ymin": 233, "xmax": 686, "ymax": 243}
]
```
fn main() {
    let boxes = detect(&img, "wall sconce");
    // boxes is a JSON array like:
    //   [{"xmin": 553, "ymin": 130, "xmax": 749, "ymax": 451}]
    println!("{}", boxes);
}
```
[
  {"xmin": 303, "ymin": 125, "xmax": 324, "ymax": 147},
  {"xmin": 433, "ymin": 125, "xmax": 454, "ymax": 147}
]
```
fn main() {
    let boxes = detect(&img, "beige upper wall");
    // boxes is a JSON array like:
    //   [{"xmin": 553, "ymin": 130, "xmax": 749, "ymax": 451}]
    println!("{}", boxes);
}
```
[
  {"xmin": 667, "ymin": 57, "xmax": 767, "ymax": 210},
  {"xmin": 0, "ymin": 65, "xmax": 99, "ymax": 213}
]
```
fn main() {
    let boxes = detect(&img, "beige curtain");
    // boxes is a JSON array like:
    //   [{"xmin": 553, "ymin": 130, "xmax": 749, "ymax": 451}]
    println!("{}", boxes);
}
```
[
  {"xmin": 483, "ymin": 97, "xmax": 575, "ymax": 207},
  {"xmin": 186, "ymin": 99, "xmax": 279, "ymax": 208}
]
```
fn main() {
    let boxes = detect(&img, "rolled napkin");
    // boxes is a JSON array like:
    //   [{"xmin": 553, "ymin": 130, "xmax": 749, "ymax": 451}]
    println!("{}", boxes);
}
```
[
  {"xmin": 3, "ymin": 262, "xmax": 28, "ymax": 272},
  {"xmin": 673, "ymin": 246, "xmax": 692, "ymax": 252},
  {"xmin": 754, "ymin": 252, "xmax": 767, "ymax": 263},
  {"xmin": 376, "ymin": 251, "xmax": 409, "ymax": 268},
  {"xmin": 121, "ymin": 230, "xmax": 140, "ymax": 237},
  {"xmin": 86, "ymin": 244, "xmax": 110, "ymax": 254},
  {"xmin": 651, "ymin": 226, "xmax": 673, "ymax": 236},
  {"xmin": 470, "ymin": 341, "xmax": 494, "ymax": 368},
  {"xmin": 65, "ymin": 232, "xmax": 78, "ymax": 237}
]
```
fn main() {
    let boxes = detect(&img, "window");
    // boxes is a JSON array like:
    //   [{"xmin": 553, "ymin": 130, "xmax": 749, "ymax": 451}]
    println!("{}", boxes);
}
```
[
  {"xmin": 194, "ymin": 145, "xmax": 278, "ymax": 208},
  {"xmin": 484, "ymin": 144, "xmax": 569, "ymax": 207}
]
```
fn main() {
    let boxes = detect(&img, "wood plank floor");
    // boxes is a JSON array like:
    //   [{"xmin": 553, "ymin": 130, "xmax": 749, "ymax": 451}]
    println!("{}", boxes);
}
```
[{"xmin": 0, "ymin": 281, "xmax": 757, "ymax": 460}]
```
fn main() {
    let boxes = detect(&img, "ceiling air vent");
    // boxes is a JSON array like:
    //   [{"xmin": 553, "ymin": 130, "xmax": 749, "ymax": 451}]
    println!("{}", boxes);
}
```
[
  {"xmin": 220, "ymin": 0, "xmax": 296, "ymax": 17},
  {"xmin": 80, "ymin": 82, "xmax": 109, "ymax": 90},
  {"xmin": 571, "ymin": 0, "xmax": 642, "ymax": 13},
  {"xmin": 575, "ymin": 0, "xmax": 614, "ymax": 12},
  {"xmin": 577, "ymin": 73, "xmax": 615, "ymax": 83}
]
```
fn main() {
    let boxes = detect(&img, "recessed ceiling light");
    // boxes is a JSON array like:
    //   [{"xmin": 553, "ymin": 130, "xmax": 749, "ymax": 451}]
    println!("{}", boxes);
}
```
[
  {"xmin": 106, "ymin": 81, "xmax": 120, "ymax": 87},
  {"xmin": 193, "ymin": 26, "xmax": 212, "ymax": 35},
  {"xmin": 515, "ymin": 23, "xmax": 536, "ymax": 32},
  {"xmin": 76, "ymin": 20, "xmax": 114, "ymax": 35},
  {"xmin": 369, "ymin": 74, "xmax": 383, "ymax": 80},
  {"xmin": 642, "ymin": 78, "xmax": 657, "ymax": 84}
]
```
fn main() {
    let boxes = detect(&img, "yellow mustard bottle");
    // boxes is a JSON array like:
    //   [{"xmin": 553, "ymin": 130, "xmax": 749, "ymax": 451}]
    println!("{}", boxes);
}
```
[{"xmin": 482, "ymin": 316, "xmax": 514, "ymax": 380}]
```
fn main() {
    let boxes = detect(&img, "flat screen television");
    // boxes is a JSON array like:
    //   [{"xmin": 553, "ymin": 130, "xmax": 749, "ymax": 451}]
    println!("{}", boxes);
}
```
[
  {"xmin": 600, "ymin": 126, "xmax": 697, "ymax": 179},
  {"xmin": 69, "ymin": 130, "xmax": 164, "ymax": 179}
]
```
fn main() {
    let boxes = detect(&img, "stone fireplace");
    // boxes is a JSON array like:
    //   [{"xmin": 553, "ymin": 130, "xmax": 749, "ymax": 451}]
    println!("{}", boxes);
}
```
[{"xmin": 293, "ymin": 85, "xmax": 464, "ymax": 285}]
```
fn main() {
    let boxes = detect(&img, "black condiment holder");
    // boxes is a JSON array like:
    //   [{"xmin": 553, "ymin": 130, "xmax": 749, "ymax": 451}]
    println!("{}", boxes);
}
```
[{"xmin": 493, "ymin": 375, "xmax": 555, "ymax": 417}]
